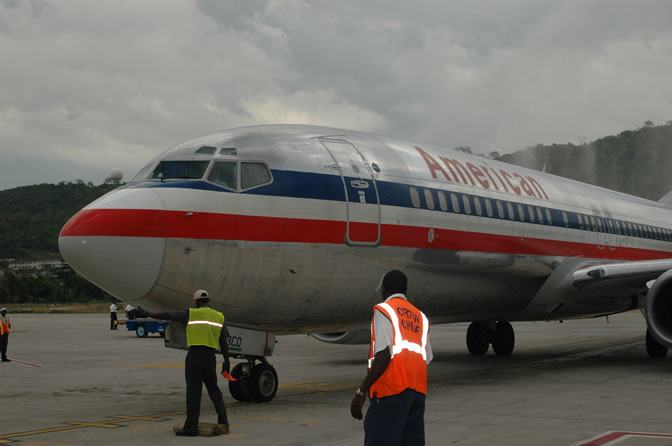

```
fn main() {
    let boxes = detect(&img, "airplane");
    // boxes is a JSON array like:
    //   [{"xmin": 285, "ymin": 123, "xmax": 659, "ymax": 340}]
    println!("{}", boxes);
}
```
[{"xmin": 58, "ymin": 124, "xmax": 672, "ymax": 403}]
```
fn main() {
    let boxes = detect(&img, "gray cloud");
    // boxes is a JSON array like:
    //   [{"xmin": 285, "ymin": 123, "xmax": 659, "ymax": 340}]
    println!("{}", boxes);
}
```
[{"xmin": 1, "ymin": 0, "xmax": 671, "ymax": 190}]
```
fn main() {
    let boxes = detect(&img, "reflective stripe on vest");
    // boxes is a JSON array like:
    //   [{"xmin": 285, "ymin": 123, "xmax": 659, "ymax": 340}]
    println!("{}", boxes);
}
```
[
  {"xmin": 368, "ymin": 297, "xmax": 429, "ymax": 398},
  {"xmin": 186, "ymin": 308, "xmax": 225, "ymax": 349}
]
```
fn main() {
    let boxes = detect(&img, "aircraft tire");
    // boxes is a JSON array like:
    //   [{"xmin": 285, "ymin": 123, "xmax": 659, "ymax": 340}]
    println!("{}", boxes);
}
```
[
  {"xmin": 229, "ymin": 363, "xmax": 253, "ymax": 402},
  {"xmin": 466, "ymin": 321, "xmax": 489, "ymax": 355},
  {"xmin": 646, "ymin": 329, "xmax": 668, "ymax": 359},
  {"xmin": 492, "ymin": 321, "xmax": 515, "ymax": 356},
  {"xmin": 250, "ymin": 363, "xmax": 278, "ymax": 403}
]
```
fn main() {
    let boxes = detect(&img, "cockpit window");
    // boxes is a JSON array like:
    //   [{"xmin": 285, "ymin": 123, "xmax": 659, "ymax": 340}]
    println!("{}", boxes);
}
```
[
  {"xmin": 150, "ymin": 161, "xmax": 210, "ymax": 180},
  {"xmin": 132, "ymin": 161, "xmax": 156, "ymax": 182},
  {"xmin": 241, "ymin": 163, "xmax": 272, "ymax": 189},
  {"xmin": 207, "ymin": 162, "xmax": 237, "ymax": 189},
  {"xmin": 220, "ymin": 148, "xmax": 237, "ymax": 156},
  {"xmin": 195, "ymin": 146, "xmax": 216, "ymax": 155}
]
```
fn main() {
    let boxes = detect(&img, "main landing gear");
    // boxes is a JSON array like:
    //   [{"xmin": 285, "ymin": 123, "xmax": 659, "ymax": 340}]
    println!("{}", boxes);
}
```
[
  {"xmin": 229, "ymin": 357, "xmax": 279, "ymax": 403},
  {"xmin": 466, "ymin": 321, "xmax": 515, "ymax": 356}
]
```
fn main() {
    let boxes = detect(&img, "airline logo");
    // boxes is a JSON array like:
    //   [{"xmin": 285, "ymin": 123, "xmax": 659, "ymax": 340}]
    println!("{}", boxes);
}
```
[{"xmin": 415, "ymin": 146, "xmax": 549, "ymax": 201}]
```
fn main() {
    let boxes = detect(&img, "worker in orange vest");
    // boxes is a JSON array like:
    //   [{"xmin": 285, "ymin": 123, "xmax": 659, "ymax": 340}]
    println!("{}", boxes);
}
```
[
  {"xmin": 1, "ymin": 307, "xmax": 11, "ymax": 362},
  {"xmin": 351, "ymin": 270, "xmax": 433, "ymax": 446}
]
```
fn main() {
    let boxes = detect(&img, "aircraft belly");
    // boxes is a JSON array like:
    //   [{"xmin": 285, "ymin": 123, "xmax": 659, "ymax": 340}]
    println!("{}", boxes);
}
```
[{"xmin": 145, "ymin": 238, "xmax": 554, "ymax": 332}]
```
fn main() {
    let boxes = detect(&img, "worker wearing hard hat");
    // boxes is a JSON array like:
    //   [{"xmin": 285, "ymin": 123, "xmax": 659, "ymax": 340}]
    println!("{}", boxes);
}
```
[
  {"xmin": 136, "ymin": 290, "xmax": 230, "ymax": 436},
  {"xmin": 1, "ymin": 307, "xmax": 11, "ymax": 362}
]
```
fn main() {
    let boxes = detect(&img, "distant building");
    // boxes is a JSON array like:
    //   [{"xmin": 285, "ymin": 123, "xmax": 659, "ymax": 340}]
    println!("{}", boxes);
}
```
[{"xmin": 8, "ymin": 258, "xmax": 67, "ymax": 271}]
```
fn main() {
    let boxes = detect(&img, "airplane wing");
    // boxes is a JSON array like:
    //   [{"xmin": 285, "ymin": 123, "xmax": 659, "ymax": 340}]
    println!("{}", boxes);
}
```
[{"xmin": 526, "ymin": 258, "xmax": 672, "ymax": 317}]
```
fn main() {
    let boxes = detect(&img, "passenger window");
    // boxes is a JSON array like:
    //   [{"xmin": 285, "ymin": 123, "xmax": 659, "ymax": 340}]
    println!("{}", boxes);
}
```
[
  {"xmin": 615, "ymin": 221, "xmax": 621, "ymax": 235},
  {"xmin": 627, "ymin": 222, "xmax": 633, "ymax": 236},
  {"xmin": 577, "ymin": 214, "xmax": 584, "ymax": 230},
  {"xmin": 208, "ymin": 161, "xmax": 237, "ymax": 189},
  {"xmin": 241, "ymin": 162, "xmax": 272, "ymax": 189},
  {"xmin": 410, "ymin": 187, "xmax": 421, "ymax": 208},
  {"xmin": 590, "ymin": 216, "xmax": 596, "ymax": 231},
  {"xmin": 597, "ymin": 218, "xmax": 603, "ymax": 233},
  {"xmin": 507, "ymin": 203, "xmax": 515, "ymax": 220},
  {"xmin": 528, "ymin": 206, "xmax": 535, "ymax": 223},
  {"xmin": 536, "ymin": 207, "xmax": 544, "ymax": 224},
  {"xmin": 424, "ymin": 189, "xmax": 435, "ymax": 210},
  {"xmin": 517, "ymin": 204, "xmax": 525, "ymax": 222},
  {"xmin": 474, "ymin": 197, "xmax": 483, "ymax": 216},
  {"xmin": 496, "ymin": 201, "xmax": 505, "ymax": 219},
  {"xmin": 485, "ymin": 199, "xmax": 494, "ymax": 217},
  {"xmin": 438, "ymin": 191, "xmax": 448, "ymax": 211},
  {"xmin": 450, "ymin": 193, "xmax": 460, "ymax": 213},
  {"xmin": 562, "ymin": 211, "xmax": 569, "ymax": 228},
  {"xmin": 151, "ymin": 160, "xmax": 210, "ymax": 180},
  {"xmin": 607, "ymin": 220, "xmax": 614, "ymax": 234},
  {"xmin": 545, "ymin": 209, "xmax": 552, "ymax": 225},
  {"xmin": 462, "ymin": 195, "xmax": 472, "ymax": 215}
]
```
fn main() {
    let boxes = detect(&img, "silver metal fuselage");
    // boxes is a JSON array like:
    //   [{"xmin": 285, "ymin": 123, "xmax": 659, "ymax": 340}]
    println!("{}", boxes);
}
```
[{"xmin": 58, "ymin": 125, "xmax": 672, "ymax": 334}]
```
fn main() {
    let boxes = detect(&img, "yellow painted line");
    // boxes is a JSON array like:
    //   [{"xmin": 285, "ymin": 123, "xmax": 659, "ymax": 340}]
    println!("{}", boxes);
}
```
[
  {"xmin": 0, "ymin": 380, "xmax": 355, "ymax": 442},
  {"xmin": 122, "ymin": 363, "xmax": 184, "ymax": 368}
]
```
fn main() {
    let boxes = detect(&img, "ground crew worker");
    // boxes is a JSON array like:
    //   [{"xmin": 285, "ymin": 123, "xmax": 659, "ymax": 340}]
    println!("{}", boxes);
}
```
[
  {"xmin": 136, "ymin": 290, "xmax": 230, "ymax": 436},
  {"xmin": 350, "ymin": 270, "xmax": 433, "ymax": 446},
  {"xmin": 109, "ymin": 302, "xmax": 118, "ymax": 330},
  {"xmin": 1, "ymin": 307, "xmax": 11, "ymax": 362}
]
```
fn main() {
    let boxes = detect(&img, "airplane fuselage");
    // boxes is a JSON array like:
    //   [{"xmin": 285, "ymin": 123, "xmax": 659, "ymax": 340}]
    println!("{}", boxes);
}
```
[{"xmin": 58, "ymin": 125, "xmax": 672, "ymax": 334}]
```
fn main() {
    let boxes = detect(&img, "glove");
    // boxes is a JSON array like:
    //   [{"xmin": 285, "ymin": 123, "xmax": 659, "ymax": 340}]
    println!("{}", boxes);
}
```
[
  {"xmin": 221, "ymin": 362, "xmax": 230, "ymax": 375},
  {"xmin": 135, "ymin": 307, "xmax": 149, "ymax": 318}
]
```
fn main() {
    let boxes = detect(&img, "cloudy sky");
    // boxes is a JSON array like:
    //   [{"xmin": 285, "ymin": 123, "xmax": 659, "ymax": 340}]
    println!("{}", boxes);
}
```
[{"xmin": 1, "ymin": 0, "xmax": 671, "ymax": 190}]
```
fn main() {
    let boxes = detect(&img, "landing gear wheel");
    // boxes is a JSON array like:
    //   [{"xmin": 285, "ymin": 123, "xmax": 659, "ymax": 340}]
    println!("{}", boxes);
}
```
[
  {"xmin": 250, "ymin": 363, "xmax": 278, "ymax": 403},
  {"xmin": 466, "ymin": 321, "xmax": 489, "ymax": 355},
  {"xmin": 492, "ymin": 321, "xmax": 515, "ymax": 356},
  {"xmin": 228, "ymin": 363, "xmax": 252, "ymax": 402},
  {"xmin": 135, "ymin": 324, "xmax": 147, "ymax": 338},
  {"xmin": 646, "ymin": 330, "xmax": 667, "ymax": 359}
]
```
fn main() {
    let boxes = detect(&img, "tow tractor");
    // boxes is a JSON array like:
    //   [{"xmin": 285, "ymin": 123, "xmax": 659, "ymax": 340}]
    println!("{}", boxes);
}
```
[
  {"xmin": 125, "ymin": 319, "xmax": 168, "ymax": 338},
  {"xmin": 164, "ymin": 322, "xmax": 278, "ymax": 402}
]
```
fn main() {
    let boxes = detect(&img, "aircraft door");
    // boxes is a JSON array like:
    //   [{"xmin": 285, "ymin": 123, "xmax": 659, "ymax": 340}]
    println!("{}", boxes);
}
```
[{"xmin": 320, "ymin": 138, "xmax": 381, "ymax": 247}]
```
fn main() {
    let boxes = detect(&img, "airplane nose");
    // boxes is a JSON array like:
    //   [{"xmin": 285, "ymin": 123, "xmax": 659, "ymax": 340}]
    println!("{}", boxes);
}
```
[{"xmin": 58, "ymin": 188, "xmax": 166, "ymax": 301}]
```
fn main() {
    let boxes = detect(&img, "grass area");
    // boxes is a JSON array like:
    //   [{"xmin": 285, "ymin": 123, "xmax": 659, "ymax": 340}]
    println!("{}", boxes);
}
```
[{"xmin": 0, "ymin": 303, "xmax": 110, "ymax": 314}]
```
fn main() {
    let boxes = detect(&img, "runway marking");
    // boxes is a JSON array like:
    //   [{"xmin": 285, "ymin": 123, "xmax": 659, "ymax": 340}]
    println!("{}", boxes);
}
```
[
  {"xmin": 576, "ymin": 431, "xmax": 672, "ymax": 445},
  {"xmin": 0, "ymin": 380, "xmax": 352, "ymax": 443},
  {"xmin": 6, "ymin": 358, "xmax": 43, "ymax": 367},
  {"xmin": 123, "ymin": 362, "xmax": 183, "ymax": 368}
]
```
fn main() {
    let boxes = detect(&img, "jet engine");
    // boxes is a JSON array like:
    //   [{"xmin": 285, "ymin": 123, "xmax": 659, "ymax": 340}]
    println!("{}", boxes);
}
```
[
  {"xmin": 310, "ymin": 330, "xmax": 370, "ymax": 345},
  {"xmin": 645, "ymin": 269, "xmax": 672, "ymax": 347}
]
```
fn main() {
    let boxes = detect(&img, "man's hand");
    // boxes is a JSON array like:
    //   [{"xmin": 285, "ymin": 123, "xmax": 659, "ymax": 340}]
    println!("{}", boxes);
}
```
[
  {"xmin": 350, "ymin": 393, "xmax": 366, "ymax": 420},
  {"xmin": 221, "ymin": 361, "xmax": 230, "ymax": 375},
  {"xmin": 135, "ymin": 307, "xmax": 149, "ymax": 318}
]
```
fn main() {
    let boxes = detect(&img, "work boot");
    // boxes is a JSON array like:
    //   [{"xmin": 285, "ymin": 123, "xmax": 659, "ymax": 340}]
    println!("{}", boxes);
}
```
[
  {"xmin": 215, "ymin": 424, "xmax": 230, "ymax": 435},
  {"xmin": 174, "ymin": 428, "xmax": 198, "ymax": 437},
  {"xmin": 1, "ymin": 358, "xmax": 9, "ymax": 362}
]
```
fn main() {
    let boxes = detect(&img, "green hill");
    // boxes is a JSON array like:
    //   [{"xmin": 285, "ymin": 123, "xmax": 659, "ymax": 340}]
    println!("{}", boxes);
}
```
[
  {"xmin": 0, "ymin": 182, "xmax": 118, "ymax": 259},
  {"xmin": 496, "ymin": 122, "xmax": 672, "ymax": 200}
]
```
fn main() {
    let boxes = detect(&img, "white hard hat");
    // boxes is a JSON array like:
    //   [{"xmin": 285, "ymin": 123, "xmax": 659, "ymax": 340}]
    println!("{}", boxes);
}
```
[
  {"xmin": 193, "ymin": 289, "xmax": 209, "ymax": 301},
  {"xmin": 0, "ymin": 307, "xmax": 6, "ymax": 312}
]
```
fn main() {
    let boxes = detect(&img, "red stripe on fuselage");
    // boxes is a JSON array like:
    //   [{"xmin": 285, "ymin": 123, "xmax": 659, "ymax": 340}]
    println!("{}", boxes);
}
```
[{"xmin": 60, "ymin": 208, "xmax": 672, "ymax": 261}]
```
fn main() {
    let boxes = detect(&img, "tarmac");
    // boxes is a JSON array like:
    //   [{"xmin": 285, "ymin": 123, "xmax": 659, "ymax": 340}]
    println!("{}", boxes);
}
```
[{"xmin": 2, "ymin": 312, "xmax": 672, "ymax": 445}]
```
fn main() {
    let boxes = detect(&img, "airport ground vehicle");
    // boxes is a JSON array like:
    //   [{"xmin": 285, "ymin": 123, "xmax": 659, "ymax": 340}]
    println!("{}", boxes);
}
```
[{"xmin": 126, "ymin": 319, "xmax": 167, "ymax": 338}]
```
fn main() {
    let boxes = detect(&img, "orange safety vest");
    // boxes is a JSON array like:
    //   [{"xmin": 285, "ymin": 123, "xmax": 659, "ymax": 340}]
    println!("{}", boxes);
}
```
[
  {"xmin": 0, "ymin": 316, "xmax": 10, "ymax": 335},
  {"xmin": 368, "ymin": 296, "xmax": 429, "ymax": 399}
]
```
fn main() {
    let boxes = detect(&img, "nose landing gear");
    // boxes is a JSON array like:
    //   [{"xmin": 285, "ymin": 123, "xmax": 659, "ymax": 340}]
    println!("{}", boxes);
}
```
[{"xmin": 229, "ymin": 358, "xmax": 279, "ymax": 402}]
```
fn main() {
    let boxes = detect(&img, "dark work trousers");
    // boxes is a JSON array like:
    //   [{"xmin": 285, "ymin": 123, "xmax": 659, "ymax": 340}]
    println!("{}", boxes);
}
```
[
  {"xmin": 364, "ymin": 388, "xmax": 426, "ymax": 446},
  {"xmin": 1, "ymin": 333, "xmax": 8, "ymax": 360},
  {"xmin": 110, "ymin": 312, "xmax": 117, "ymax": 330},
  {"xmin": 183, "ymin": 347, "xmax": 228, "ymax": 432}
]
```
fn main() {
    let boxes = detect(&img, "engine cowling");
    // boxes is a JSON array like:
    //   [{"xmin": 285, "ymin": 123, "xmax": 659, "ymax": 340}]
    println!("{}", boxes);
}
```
[
  {"xmin": 645, "ymin": 269, "xmax": 672, "ymax": 347},
  {"xmin": 310, "ymin": 330, "xmax": 370, "ymax": 345}
]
